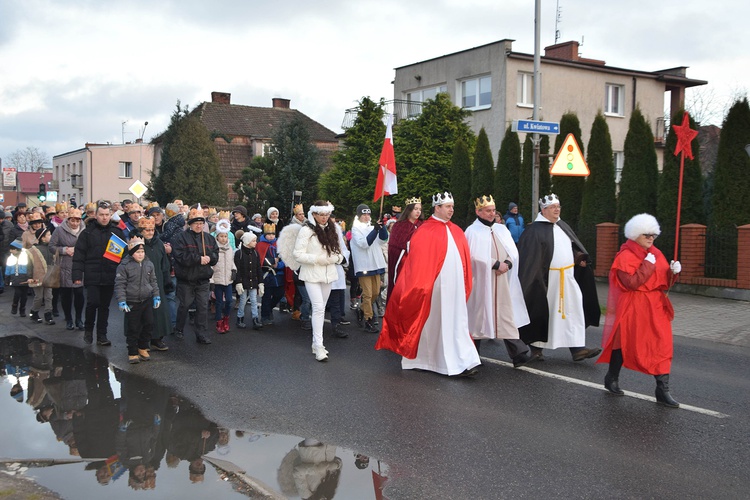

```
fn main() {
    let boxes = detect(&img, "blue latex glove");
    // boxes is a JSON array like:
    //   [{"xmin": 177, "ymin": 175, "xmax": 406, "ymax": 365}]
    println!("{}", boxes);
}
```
[
  {"xmin": 153, "ymin": 296, "xmax": 161, "ymax": 309},
  {"xmin": 118, "ymin": 301, "xmax": 131, "ymax": 313}
]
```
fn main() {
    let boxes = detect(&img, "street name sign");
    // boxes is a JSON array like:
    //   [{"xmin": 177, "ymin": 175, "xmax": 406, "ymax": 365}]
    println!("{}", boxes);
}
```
[{"xmin": 512, "ymin": 119, "xmax": 560, "ymax": 135}]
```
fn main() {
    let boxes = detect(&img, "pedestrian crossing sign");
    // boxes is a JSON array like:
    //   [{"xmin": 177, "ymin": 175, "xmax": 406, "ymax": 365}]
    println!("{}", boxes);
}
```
[{"xmin": 550, "ymin": 134, "xmax": 589, "ymax": 177}]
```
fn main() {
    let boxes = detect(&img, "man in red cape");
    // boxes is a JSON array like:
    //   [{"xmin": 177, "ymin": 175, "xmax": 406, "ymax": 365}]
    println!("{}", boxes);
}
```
[{"xmin": 376, "ymin": 192, "xmax": 481, "ymax": 376}]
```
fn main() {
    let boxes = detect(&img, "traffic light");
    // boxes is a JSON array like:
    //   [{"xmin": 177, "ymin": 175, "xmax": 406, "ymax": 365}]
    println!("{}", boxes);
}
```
[{"xmin": 38, "ymin": 182, "xmax": 47, "ymax": 202}]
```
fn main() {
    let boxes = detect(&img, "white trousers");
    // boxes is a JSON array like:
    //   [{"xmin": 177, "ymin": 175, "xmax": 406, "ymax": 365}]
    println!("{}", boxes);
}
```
[{"xmin": 305, "ymin": 282, "xmax": 332, "ymax": 348}]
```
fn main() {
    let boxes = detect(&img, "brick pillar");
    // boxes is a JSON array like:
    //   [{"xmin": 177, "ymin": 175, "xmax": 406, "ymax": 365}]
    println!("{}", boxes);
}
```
[
  {"xmin": 737, "ymin": 224, "xmax": 750, "ymax": 289},
  {"xmin": 678, "ymin": 224, "xmax": 706, "ymax": 278},
  {"xmin": 595, "ymin": 223, "xmax": 619, "ymax": 278}
]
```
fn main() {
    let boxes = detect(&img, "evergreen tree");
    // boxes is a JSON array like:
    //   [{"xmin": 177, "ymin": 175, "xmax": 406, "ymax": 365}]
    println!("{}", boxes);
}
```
[
  {"xmin": 494, "ymin": 126, "xmax": 521, "ymax": 210},
  {"xmin": 396, "ymin": 93, "xmax": 475, "ymax": 213},
  {"xmin": 617, "ymin": 107, "xmax": 659, "ymax": 224},
  {"xmin": 449, "ymin": 138, "xmax": 472, "ymax": 228},
  {"xmin": 658, "ymin": 110, "xmax": 705, "ymax": 227},
  {"xmin": 148, "ymin": 102, "xmax": 227, "ymax": 206},
  {"xmin": 319, "ymin": 97, "xmax": 385, "ymax": 219},
  {"xmin": 552, "ymin": 113, "xmax": 585, "ymax": 230},
  {"xmin": 232, "ymin": 156, "xmax": 277, "ymax": 216},
  {"xmin": 579, "ymin": 113, "xmax": 616, "ymax": 259},
  {"xmin": 471, "ymin": 127, "xmax": 495, "ymax": 203},
  {"xmin": 267, "ymin": 115, "xmax": 325, "ymax": 216},
  {"xmin": 518, "ymin": 135, "xmax": 534, "ymax": 221}
]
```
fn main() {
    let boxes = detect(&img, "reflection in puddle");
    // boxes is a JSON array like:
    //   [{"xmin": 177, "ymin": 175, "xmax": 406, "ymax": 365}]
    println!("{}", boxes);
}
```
[{"xmin": 1, "ymin": 336, "xmax": 389, "ymax": 499}]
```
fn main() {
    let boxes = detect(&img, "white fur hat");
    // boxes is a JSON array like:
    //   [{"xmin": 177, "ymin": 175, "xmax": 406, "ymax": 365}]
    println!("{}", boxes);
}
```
[{"xmin": 624, "ymin": 213, "xmax": 661, "ymax": 240}]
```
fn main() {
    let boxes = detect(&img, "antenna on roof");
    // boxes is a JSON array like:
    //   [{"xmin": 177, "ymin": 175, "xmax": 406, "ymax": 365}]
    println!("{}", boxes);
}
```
[{"xmin": 554, "ymin": 0, "xmax": 562, "ymax": 43}]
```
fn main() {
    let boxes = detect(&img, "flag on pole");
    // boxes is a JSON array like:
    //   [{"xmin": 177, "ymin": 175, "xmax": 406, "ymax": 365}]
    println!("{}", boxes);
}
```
[{"xmin": 374, "ymin": 114, "xmax": 397, "ymax": 201}]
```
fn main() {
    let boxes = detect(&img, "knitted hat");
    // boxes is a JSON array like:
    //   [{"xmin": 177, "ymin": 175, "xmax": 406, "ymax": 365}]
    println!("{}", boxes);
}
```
[
  {"xmin": 356, "ymin": 204, "xmax": 371, "ymax": 216},
  {"xmin": 267, "ymin": 207, "xmax": 279, "ymax": 219},
  {"xmin": 232, "ymin": 205, "xmax": 248, "ymax": 218},
  {"xmin": 10, "ymin": 238, "xmax": 23, "ymax": 249},
  {"xmin": 251, "ymin": 213, "xmax": 262, "ymax": 220},
  {"xmin": 128, "ymin": 236, "xmax": 145, "ymax": 255},
  {"xmin": 35, "ymin": 227, "xmax": 50, "ymax": 240},
  {"xmin": 508, "ymin": 202, "xmax": 518, "ymax": 210},
  {"xmin": 241, "ymin": 232, "xmax": 257, "ymax": 246}
]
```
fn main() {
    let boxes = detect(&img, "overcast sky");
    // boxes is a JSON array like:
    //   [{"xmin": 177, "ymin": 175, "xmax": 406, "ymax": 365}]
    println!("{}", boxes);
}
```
[{"xmin": 1, "ymin": 0, "xmax": 747, "ymax": 166}]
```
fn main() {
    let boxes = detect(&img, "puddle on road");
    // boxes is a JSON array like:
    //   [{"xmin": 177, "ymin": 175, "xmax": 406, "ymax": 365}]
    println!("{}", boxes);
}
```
[{"xmin": 0, "ymin": 336, "xmax": 389, "ymax": 499}]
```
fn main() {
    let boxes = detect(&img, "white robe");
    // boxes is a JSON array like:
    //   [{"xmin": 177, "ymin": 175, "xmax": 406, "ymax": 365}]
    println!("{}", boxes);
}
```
[
  {"xmin": 531, "ymin": 217, "xmax": 586, "ymax": 349},
  {"xmin": 465, "ymin": 219, "xmax": 530, "ymax": 339},
  {"xmin": 401, "ymin": 221, "xmax": 481, "ymax": 375}
]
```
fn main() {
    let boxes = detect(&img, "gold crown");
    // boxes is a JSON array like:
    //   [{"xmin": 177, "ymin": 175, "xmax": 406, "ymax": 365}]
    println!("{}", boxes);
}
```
[
  {"xmin": 405, "ymin": 196, "xmax": 421, "ymax": 205},
  {"xmin": 263, "ymin": 223, "xmax": 276, "ymax": 234},
  {"xmin": 474, "ymin": 195, "xmax": 495, "ymax": 209},
  {"xmin": 293, "ymin": 203, "xmax": 304, "ymax": 215},
  {"xmin": 391, "ymin": 206, "xmax": 402, "ymax": 213}
]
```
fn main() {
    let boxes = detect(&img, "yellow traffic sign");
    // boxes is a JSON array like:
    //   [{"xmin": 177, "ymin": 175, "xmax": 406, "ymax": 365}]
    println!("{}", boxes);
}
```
[{"xmin": 550, "ymin": 133, "xmax": 589, "ymax": 176}]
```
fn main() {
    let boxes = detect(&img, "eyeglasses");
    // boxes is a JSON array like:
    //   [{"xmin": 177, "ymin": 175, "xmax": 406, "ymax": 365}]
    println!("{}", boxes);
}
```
[
  {"xmin": 98, "ymin": 201, "xmax": 111, "ymax": 208},
  {"xmin": 643, "ymin": 234, "xmax": 658, "ymax": 239}
]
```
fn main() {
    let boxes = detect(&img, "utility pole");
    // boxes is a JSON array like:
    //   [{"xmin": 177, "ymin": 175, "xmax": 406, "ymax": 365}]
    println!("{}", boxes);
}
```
[{"xmin": 532, "ymin": 0, "xmax": 542, "ymax": 220}]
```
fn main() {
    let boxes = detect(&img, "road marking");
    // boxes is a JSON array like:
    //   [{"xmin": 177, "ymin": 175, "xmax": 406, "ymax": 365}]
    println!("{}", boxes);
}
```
[{"xmin": 481, "ymin": 357, "xmax": 730, "ymax": 419}]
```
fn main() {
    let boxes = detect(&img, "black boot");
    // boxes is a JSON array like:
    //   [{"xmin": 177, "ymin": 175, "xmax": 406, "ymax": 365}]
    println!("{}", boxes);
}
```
[
  {"xmin": 19, "ymin": 307, "xmax": 26, "ymax": 318},
  {"xmin": 604, "ymin": 349, "xmax": 624, "ymax": 395},
  {"xmin": 237, "ymin": 316, "xmax": 246, "ymax": 329},
  {"xmin": 83, "ymin": 330, "xmax": 93, "ymax": 344},
  {"xmin": 44, "ymin": 312, "xmax": 56, "ymax": 325},
  {"xmin": 252, "ymin": 317, "xmax": 262, "ymax": 330},
  {"xmin": 30, "ymin": 310, "xmax": 42, "ymax": 323},
  {"xmin": 655, "ymin": 374, "xmax": 680, "ymax": 408},
  {"xmin": 364, "ymin": 319, "xmax": 378, "ymax": 333},
  {"xmin": 11, "ymin": 303, "xmax": 18, "ymax": 315},
  {"xmin": 473, "ymin": 339, "xmax": 481, "ymax": 355}
]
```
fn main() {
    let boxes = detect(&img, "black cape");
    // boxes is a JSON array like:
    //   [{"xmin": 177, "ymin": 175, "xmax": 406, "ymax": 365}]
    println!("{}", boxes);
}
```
[{"xmin": 517, "ymin": 218, "xmax": 601, "ymax": 344}]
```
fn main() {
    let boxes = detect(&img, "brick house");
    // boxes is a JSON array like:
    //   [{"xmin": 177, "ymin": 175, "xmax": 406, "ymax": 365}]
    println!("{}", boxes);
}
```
[{"xmin": 153, "ymin": 92, "xmax": 339, "ymax": 202}]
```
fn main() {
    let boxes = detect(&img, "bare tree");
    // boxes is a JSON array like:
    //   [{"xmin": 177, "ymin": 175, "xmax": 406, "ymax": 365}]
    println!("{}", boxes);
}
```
[
  {"xmin": 686, "ymin": 87, "xmax": 723, "ymax": 126},
  {"xmin": 5, "ymin": 146, "xmax": 50, "ymax": 172}
]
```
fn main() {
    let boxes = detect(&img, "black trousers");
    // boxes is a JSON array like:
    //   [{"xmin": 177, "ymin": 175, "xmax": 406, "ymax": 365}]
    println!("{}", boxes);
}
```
[
  {"xmin": 125, "ymin": 300, "xmax": 154, "ymax": 355},
  {"xmin": 176, "ymin": 281, "xmax": 210, "ymax": 338},
  {"xmin": 60, "ymin": 287, "xmax": 85, "ymax": 322},
  {"xmin": 326, "ymin": 289, "xmax": 345, "ymax": 325},
  {"xmin": 12, "ymin": 285, "xmax": 28, "ymax": 310},
  {"xmin": 85, "ymin": 284, "xmax": 115, "ymax": 338}
]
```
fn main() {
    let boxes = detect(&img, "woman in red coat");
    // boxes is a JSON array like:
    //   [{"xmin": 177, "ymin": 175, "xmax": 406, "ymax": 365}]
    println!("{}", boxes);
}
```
[
  {"xmin": 598, "ymin": 213, "xmax": 682, "ymax": 407},
  {"xmin": 386, "ymin": 198, "xmax": 423, "ymax": 301}
]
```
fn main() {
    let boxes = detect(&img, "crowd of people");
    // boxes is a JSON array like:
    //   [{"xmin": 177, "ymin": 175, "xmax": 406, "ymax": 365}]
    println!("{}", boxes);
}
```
[{"xmin": 1, "ymin": 191, "xmax": 682, "ymax": 407}]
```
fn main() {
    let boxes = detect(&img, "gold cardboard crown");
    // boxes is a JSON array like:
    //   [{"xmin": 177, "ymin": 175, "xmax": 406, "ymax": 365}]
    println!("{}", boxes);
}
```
[
  {"xmin": 293, "ymin": 203, "xmax": 304, "ymax": 215},
  {"xmin": 474, "ymin": 195, "xmax": 495, "ymax": 209},
  {"xmin": 391, "ymin": 206, "xmax": 402, "ymax": 213},
  {"xmin": 405, "ymin": 196, "xmax": 421, "ymax": 205},
  {"xmin": 263, "ymin": 223, "xmax": 276, "ymax": 234}
]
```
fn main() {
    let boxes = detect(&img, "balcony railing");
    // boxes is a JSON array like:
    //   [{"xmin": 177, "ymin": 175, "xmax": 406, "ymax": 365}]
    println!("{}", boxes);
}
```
[{"xmin": 341, "ymin": 100, "xmax": 424, "ymax": 130}]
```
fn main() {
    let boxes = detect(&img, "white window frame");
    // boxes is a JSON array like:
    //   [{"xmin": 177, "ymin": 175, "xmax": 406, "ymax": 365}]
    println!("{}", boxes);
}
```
[
  {"xmin": 118, "ymin": 161, "xmax": 132, "ymax": 179},
  {"xmin": 406, "ymin": 85, "xmax": 447, "ymax": 117},
  {"xmin": 460, "ymin": 76, "xmax": 491, "ymax": 110},
  {"xmin": 517, "ymin": 72, "xmax": 534, "ymax": 107},
  {"xmin": 605, "ymin": 84, "xmax": 624, "ymax": 116}
]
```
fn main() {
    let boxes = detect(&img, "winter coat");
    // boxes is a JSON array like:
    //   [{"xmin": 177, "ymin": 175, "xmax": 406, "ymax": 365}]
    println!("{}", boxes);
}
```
[
  {"xmin": 72, "ymin": 220, "xmax": 126, "ymax": 286},
  {"xmin": 22, "ymin": 227, "xmax": 38, "ymax": 249},
  {"xmin": 28, "ymin": 242, "xmax": 53, "ymax": 287},
  {"xmin": 259, "ymin": 235, "xmax": 286, "ymax": 287},
  {"xmin": 211, "ymin": 242, "xmax": 236, "ymax": 286},
  {"xmin": 235, "ymin": 245, "xmax": 261, "ymax": 289},
  {"xmin": 141, "ymin": 236, "xmax": 173, "ymax": 337},
  {"xmin": 114, "ymin": 255, "xmax": 159, "ymax": 304},
  {"xmin": 171, "ymin": 228, "xmax": 219, "ymax": 284},
  {"xmin": 159, "ymin": 213, "xmax": 185, "ymax": 245},
  {"xmin": 234, "ymin": 245, "xmax": 261, "ymax": 290},
  {"xmin": 0, "ymin": 219, "xmax": 12, "ymax": 257},
  {"xmin": 503, "ymin": 212, "xmax": 525, "ymax": 243},
  {"xmin": 49, "ymin": 218, "xmax": 84, "ymax": 288},
  {"xmin": 293, "ymin": 224, "xmax": 343, "ymax": 284},
  {"xmin": 5, "ymin": 249, "xmax": 32, "ymax": 286},
  {"xmin": 350, "ymin": 218, "xmax": 388, "ymax": 276}
]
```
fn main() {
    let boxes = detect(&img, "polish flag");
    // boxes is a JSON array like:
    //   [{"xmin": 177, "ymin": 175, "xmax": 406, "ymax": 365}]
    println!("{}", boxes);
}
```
[{"xmin": 374, "ymin": 114, "xmax": 397, "ymax": 201}]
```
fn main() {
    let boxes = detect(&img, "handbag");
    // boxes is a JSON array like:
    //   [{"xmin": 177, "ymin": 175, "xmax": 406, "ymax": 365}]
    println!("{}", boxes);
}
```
[{"xmin": 42, "ymin": 254, "xmax": 61, "ymax": 289}]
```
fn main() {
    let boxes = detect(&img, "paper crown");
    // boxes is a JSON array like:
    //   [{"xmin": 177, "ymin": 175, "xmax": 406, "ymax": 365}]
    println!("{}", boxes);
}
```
[
  {"xmin": 432, "ymin": 192, "xmax": 454, "ymax": 207},
  {"xmin": 391, "ymin": 206, "xmax": 402, "ymax": 213},
  {"xmin": 474, "ymin": 195, "xmax": 495, "ymax": 209},
  {"xmin": 218, "ymin": 210, "xmax": 230, "ymax": 220},
  {"xmin": 187, "ymin": 203, "xmax": 205, "ymax": 224},
  {"xmin": 405, "ymin": 196, "xmax": 421, "ymax": 205},
  {"xmin": 539, "ymin": 193, "xmax": 560, "ymax": 210},
  {"xmin": 128, "ymin": 237, "xmax": 145, "ymax": 255},
  {"xmin": 137, "ymin": 217, "xmax": 155, "ymax": 230},
  {"xmin": 263, "ymin": 222, "xmax": 276, "ymax": 234},
  {"xmin": 293, "ymin": 204, "xmax": 304, "ymax": 215}
]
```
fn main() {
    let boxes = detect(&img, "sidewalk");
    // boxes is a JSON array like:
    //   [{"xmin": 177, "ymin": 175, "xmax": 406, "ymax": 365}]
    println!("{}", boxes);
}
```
[{"xmin": 596, "ymin": 282, "xmax": 750, "ymax": 348}]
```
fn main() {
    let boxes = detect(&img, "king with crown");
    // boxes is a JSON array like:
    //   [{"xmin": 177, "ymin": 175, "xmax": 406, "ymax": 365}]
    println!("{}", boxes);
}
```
[{"xmin": 376, "ymin": 191, "xmax": 481, "ymax": 377}]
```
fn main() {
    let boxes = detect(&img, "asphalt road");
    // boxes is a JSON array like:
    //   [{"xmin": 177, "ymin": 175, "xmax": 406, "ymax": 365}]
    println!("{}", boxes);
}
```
[{"xmin": 2, "ymin": 290, "xmax": 749, "ymax": 499}]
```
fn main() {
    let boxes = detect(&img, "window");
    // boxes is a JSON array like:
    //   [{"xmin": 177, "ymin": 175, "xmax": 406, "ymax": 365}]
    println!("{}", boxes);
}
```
[
  {"xmin": 406, "ymin": 85, "xmax": 447, "ymax": 117},
  {"xmin": 119, "ymin": 161, "xmax": 132, "ymax": 178},
  {"xmin": 613, "ymin": 151, "xmax": 624, "ymax": 185},
  {"xmin": 605, "ymin": 84, "xmax": 624, "ymax": 116},
  {"xmin": 460, "ymin": 76, "xmax": 491, "ymax": 110},
  {"xmin": 517, "ymin": 72, "xmax": 534, "ymax": 106}
]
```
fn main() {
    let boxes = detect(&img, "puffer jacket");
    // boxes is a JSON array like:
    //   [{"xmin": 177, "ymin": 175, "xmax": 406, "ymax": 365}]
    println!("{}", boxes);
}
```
[
  {"xmin": 171, "ymin": 228, "xmax": 219, "ymax": 284},
  {"xmin": 72, "ymin": 220, "xmax": 126, "ymax": 285},
  {"xmin": 211, "ymin": 242, "xmax": 236, "ymax": 286},
  {"xmin": 293, "ymin": 224, "xmax": 343, "ymax": 284},
  {"xmin": 114, "ymin": 255, "xmax": 159, "ymax": 304},
  {"xmin": 49, "ymin": 218, "xmax": 84, "ymax": 288}
]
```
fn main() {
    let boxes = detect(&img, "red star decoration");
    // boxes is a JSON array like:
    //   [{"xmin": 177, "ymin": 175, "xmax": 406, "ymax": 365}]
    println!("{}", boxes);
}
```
[{"xmin": 672, "ymin": 112, "xmax": 698, "ymax": 160}]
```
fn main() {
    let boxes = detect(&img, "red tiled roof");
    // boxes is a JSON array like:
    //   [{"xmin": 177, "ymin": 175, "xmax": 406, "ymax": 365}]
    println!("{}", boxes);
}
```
[{"xmin": 17, "ymin": 172, "xmax": 52, "ymax": 194}]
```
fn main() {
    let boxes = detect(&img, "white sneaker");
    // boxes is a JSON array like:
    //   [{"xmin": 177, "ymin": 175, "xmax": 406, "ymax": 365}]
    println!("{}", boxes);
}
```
[{"xmin": 313, "ymin": 346, "xmax": 328, "ymax": 362}]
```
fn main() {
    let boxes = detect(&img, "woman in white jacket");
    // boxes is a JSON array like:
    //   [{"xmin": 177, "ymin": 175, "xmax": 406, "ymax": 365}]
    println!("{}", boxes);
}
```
[{"xmin": 292, "ymin": 201, "xmax": 344, "ymax": 361}]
